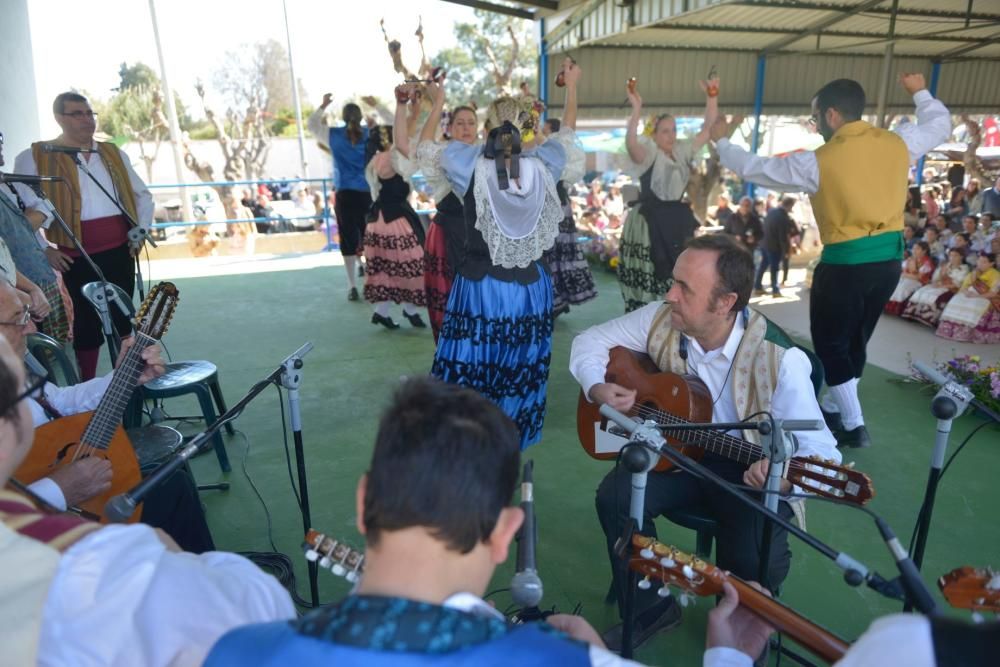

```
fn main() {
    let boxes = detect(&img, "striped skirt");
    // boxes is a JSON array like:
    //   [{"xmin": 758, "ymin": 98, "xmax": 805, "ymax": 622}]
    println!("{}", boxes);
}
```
[
  {"xmin": 543, "ymin": 209, "xmax": 597, "ymax": 313},
  {"xmin": 362, "ymin": 214, "xmax": 427, "ymax": 306},
  {"xmin": 424, "ymin": 220, "xmax": 454, "ymax": 342},
  {"xmin": 431, "ymin": 263, "xmax": 553, "ymax": 449},
  {"xmin": 619, "ymin": 207, "xmax": 671, "ymax": 313}
]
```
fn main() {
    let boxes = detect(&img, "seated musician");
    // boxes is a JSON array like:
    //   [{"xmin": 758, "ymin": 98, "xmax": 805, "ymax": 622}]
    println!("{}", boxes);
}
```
[
  {"xmin": 0, "ymin": 280, "xmax": 212, "ymax": 552},
  {"xmin": 205, "ymin": 377, "xmax": 642, "ymax": 667},
  {"xmin": 569, "ymin": 234, "xmax": 840, "ymax": 651},
  {"xmin": 0, "ymin": 333, "xmax": 296, "ymax": 666}
]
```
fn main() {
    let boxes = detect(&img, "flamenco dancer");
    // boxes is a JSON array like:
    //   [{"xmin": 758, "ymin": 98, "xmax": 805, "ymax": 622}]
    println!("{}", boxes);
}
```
[
  {"xmin": 362, "ymin": 85, "xmax": 427, "ymax": 330},
  {"xmin": 419, "ymin": 84, "xmax": 479, "ymax": 341},
  {"xmin": 619, "ymin": 75, "xmax": 719, "ymax": 312},
  {"xmin": 309, "ymin": 95, "xmax": 371, "ymax": 301},
  {"xmin": 541, "ymin": 114, "xmax": 596, "ymax": 317},
  {"xmin": 416, "ymin": 58, "xmax": 584, "ymax": 449}
]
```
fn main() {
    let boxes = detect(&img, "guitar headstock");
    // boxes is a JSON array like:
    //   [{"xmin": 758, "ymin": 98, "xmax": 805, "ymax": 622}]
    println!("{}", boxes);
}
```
[
  {"xmin": 303, "ymin": 529, "xmax": 365, "ymax": 583},
  {"xmin": 939, "ymin": 566, "xmax": 1000, "ymax": 612},
  {"xmin": 628, "ymin": 535, "xmax": 725, "ymax": 600},
  {"xmin": 135, "ymin": 282, "xmax": 179, "ymax": 341},
  {"xmin": 789, "ymin": 456, "xmax": 875, "ymax": 506}
]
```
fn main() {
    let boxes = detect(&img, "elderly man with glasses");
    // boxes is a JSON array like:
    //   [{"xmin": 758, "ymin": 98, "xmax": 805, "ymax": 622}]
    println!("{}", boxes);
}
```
[{"xmin": 14, "ymin": 91, "xmax": 154, "ymax": 381}]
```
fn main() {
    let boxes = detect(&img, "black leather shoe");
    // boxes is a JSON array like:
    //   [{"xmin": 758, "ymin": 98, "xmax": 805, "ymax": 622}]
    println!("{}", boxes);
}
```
[
  {"xmin": 821, "ymin": 408, "xmax": 843, "ymax": 432},
  {"xmin": 834, "ymin": 424, "xmax": 872, "ymax": 448},
  {"xmin": 358, "ymin": 263, "xmax": 365, "ymax": 277},
  {"xmin": 601, "ymin": 598, "xmax": 682, "ymax": 654},
  {"xmin": 404, "ymin": 312, "xmax": 427, "ymax": 328},
  {"xmin": 371, "ymin": 313, "xmax": 400, "ymax": 330},
  {"xmin": 348, "ymin": 287, "xmax": 359, "ymax": 301}
]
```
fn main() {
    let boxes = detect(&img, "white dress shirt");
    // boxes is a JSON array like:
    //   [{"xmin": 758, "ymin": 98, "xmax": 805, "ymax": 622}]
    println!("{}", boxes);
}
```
[
  {"xmin": 13, "ymin": 142, "xmax": 154, "ymax": 230},
  {"xmin": 569, "ymin": 303, "xmax": 839, "ymax": 461},
  {"xmin": 703, "ymin": 613, "xmax": 934, "ymax": 667},
  {"xmin": 38, "ymin": 522, "xmax": 296, "ymax": 667},
  {"xmin": 716, "ymin": 90, "xmax": 952, "ymax": 195}
]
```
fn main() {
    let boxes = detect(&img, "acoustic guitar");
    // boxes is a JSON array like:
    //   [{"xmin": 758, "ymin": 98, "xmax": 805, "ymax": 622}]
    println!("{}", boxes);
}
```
[
  {"xmin": 303, "ymin": 529, "xmax": 365, "ymax": 583},
  {"xmin": 939, "ymin": 566, "xmax": 1000, "ymax": 614},
  {"xmin": 577, "ymin": 347, "xmax": 875, "ymax": 506},
  {"xmin": 629, "ymin": 534, "xmax": 849, "ymax": 664},
  {"xmin": 16, "ymin": 282, "xmax": 179, "ymax": 523}
]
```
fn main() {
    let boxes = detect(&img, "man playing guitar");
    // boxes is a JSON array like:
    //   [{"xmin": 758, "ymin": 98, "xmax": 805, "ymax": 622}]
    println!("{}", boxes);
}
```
[{"xmin": 569, "ymin": 234, "xmax": 840, "ymax": 652}]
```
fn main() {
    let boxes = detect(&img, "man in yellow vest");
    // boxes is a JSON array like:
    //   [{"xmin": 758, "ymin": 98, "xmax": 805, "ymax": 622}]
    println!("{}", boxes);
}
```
[
  {"xmin": 711, "ymin": 74, "xmax": 952, "ymax": 448},
  {"xmin": 14, "ymin": 92, "xmax": 154, "ymax": 380}
]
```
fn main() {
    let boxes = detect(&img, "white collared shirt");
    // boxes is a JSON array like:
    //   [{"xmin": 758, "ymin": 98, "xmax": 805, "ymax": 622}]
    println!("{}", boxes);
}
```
[
  {"xmin": 568, "ymin": 302, "xmax": 839, "ymax": 461},
  {"xmin": 13, "ymin": 142, "xmax": 154, "ymax": 229}
]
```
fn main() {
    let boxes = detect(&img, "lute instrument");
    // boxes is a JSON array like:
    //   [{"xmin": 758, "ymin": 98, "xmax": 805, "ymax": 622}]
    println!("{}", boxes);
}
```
[
  {"xmin": 303, "ymin": 529, "xmax": 365, "ymax": 583},
  {"xmin": 577, "ymin": 347, "xmax": 875, "ymax": 506},
  {"xmin": 16, "ymin": 282, "xmax": 179, "ymax": 523},
  {"xmin": 939, "ymin": 566, "xmax": 1000, "ymax": 614},
  {"xmin": 630, "ymin": 535, "xmax": 849, "ymax": 664}
]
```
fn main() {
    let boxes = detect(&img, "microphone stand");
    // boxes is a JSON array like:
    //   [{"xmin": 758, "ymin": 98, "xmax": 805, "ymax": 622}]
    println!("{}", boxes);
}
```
[
  {"xmin": 27, "ymin": 182, "xmax": 131, "ymax": 366},
  {"xmin": 69, "ymin": 150, "xmax": 155, "ymax": 302},
  {"xmin": 599, "ymin": 404, "xmax": 936, "ymax": 651},
  {"xmin": 104, "ymin": 343, "xmax": 320, "ymax": 606}
]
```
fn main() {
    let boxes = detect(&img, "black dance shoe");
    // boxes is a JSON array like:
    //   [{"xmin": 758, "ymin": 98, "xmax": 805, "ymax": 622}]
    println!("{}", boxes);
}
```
[
  {"xmin": 834, "ymin": 424, "xmax": 872, "ymax": 448},
  {"xmin": 371, "ymin": 313, "xmax": 400, "ymax": 330},
  {"xmin": 348, "ymin": 287, "xmax": 359, "ymax": 301},
  {"xmin": 404, "ymin": 312, "xmax": 427, "ymax": 328}
]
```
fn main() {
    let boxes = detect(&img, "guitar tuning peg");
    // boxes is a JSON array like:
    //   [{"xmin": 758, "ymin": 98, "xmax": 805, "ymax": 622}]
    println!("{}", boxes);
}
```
[
  {"xmin": 345, "ymin": 570, "xmax": 360, "ymax": 584},
  {"xmin": 639, "ymin": 547, "xmax": 655, "ymax": 559},
  {"xmin": 332, "ymin": 563, "xmax": 347, "ymax": 576},
  {"xmin": 637, "ymin": 577, "xmax": 652, "ymax": 590},
  {"xmin": 304, "ymin": 549, "xmax": 320, "ymax": 562},
  {"xmin": 679, "ymin": 592, "xmax": 695, "ymax": 608},
  {"xmin": 682, "ymin": 564, "xmax": 695, "ymax": 580},
  {"xmin": 972, "ymin": 612, "xmax": 984, "ymax": 624},
  {"xmin": 659, "ymin": 557, "xmax": 675, "ymax": 568},
  {"xmin": 656, "ymin": 585, "xmax": 672, "ymax": 598},
  {"xmin": 319, "ymin": 556, "xmax": 333, "ymax": 569},
  {"xmin": 846, "ymin": 461, "xmax": 855, "ymax": 469}
]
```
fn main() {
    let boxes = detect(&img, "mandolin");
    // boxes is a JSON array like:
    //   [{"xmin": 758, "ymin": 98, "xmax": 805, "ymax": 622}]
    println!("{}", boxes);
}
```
[
  {"xmin": 939, "ymin": 566, "xmax": 1000, "ymax": 614},
  {"xmin": 629, "ymin": 535, "xmax": 849, "ymax": 664},
  {"xmin": 577, "ymin": 347, "xmax": 875, "ymax": 506},
  {"xmin": 16, "ymin": 282, "xmax": 179, "ymax": 523},
  {"xmin": 303, "ymin": 529, "xmax": 365, "ymax": 583}
]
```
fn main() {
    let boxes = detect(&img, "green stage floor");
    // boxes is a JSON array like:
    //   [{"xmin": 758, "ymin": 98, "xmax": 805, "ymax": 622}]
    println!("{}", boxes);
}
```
[{"xmin": 134, "ymin": 259, "xmax": 996, "ymax": 666}]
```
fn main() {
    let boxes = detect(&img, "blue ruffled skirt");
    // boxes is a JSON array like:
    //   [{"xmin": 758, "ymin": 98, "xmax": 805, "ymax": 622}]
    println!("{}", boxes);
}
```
[{"xmin": 431, "ymin": 263, "xmax": 553, "ymax": 449}]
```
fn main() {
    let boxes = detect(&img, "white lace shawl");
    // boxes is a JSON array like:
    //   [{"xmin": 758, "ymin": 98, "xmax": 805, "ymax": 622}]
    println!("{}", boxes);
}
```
[
  {"xmin": 544, "ymin": 127, "xmax": 586, "ymax": 185},
  {"xmin": 473, "ymin": 156, "xmax": 561, "ymax": 269},
  {"xmin": 365, "ymin": 147, "xmax": 417, "ymax": 200},
  {"xmin": 627, "ymin": 135, "xmax": 697, "ymax": 202}
]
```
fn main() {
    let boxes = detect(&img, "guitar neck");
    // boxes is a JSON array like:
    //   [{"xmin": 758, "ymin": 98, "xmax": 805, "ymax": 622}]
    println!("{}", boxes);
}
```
[
  {"xmin": 729, "ymin": 576, "xmax": 848, "ymax": 663},
  {"xmin": 80, "ymin": 333, "xmax": 154, "ymax": 448},
  {"xmin": 656, "ymin": 413, "xmax": 766, "ymax": 466}
]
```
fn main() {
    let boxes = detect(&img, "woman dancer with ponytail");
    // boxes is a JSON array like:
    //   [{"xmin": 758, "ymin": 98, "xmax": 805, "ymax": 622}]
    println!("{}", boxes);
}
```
[
  {"xmin": 618, "ymin": 76, "xmax": 719, "ymax": 311},
  {"xmin": 419, "ymin": 84, "xmax": 479, "ymax": 341},
  {"xmin": 417, "ymin": 58, "xmax": 584, "ymax": 449},
  {"xmin": 309, "ymin": 96, "xmax": 371, "ymax": 301},
  {"xmin": 361, "ymin": 84, "xmax": 427, "ymax": 329}
]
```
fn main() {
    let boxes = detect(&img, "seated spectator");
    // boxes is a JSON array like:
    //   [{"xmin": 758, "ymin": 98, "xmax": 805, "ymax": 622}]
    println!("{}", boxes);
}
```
[
  {"xmin": 604, "ymin": 184, "xmax": 625, "ymax": 227},
  {"xmin": 923, "ymin": 226, "xmax": 945, "ymax": 263},
  {"xmin": 586, "ymin": 179, "xmax": 605, "ymax": 210},
  {"xmin": 902, "ymin": 224, "xmax": 918, "ymax": 256},
  {"xmin": 936, "ymin": 252, "xmax": 1000, "ymax": 343},
  {"xmin": 902, "ymin": 247, "xmax": 970, "ymax": 327},
  {"xmin": 885, "ymin": 240, "xmax": 934, "ymax": 315}
]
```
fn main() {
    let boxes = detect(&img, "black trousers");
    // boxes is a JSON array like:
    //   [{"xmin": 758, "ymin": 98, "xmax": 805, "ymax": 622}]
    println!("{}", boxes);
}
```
[
  {"xmin": 595, "ymin": 454, "xmax": 793, "ymax": 619},
  {"xmin": 755, "ymin": 248, "xmax": 783, "ymax": 291},
  {"xmin": 61, "ymin": 243, "xmax": 135, "ymax": 350},
  {"xmin": 334, "ymin": 189, "xmax": 373, "ymax": 256},
  {"xmin": 140, "ymin": 467, "xmax": 216, "ymax": 554},
  {"xmin": 810, "ymin": 259, "xmax": 901, "ymax": 387}
]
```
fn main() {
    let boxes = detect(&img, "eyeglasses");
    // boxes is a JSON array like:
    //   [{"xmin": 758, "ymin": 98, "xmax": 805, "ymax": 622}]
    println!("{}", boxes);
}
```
[
  {"xmin": 808, "ymin": 114, "xmax": 819, "ymax": 127},
  {"xmin": 14, "ymin": 373, "xmax": 47, "ymax": 405},
  {"xmin": 59, "ymin": 111, "xmax": 98, "ymax": 120},
  {"xmin": 0, "ymin": 309, "xmax": 31, "ymax": 327}
]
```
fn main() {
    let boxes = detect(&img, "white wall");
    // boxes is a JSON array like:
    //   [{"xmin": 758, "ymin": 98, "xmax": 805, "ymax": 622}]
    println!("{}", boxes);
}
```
[{"xmin": 0, "ymin": 0, "xmax": 41, "ymax": 159}]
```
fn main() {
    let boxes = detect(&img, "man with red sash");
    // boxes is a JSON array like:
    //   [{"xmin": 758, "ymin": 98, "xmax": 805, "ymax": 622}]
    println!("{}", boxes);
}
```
[
  {"xmin": 14, "ymin": 92, "xmax": 154, "ymax": 380},
  {"xmin": 712, "ymin": 74, "xmax": 952, "ymax": 449}
]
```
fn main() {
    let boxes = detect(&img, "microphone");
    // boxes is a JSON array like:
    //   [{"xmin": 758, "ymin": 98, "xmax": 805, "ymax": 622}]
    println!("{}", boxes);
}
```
[
  {"xmin": 511, "ymin": 460, "xmax": 543, "ymax": 608},
  {"xmin": 41, "ymin": 144, "xmax": 98, "ymax": 154},
  {"xmin": 913, "ymin": 361, "xmax": 998, "ymax": 423},
  {"xmin": 0, "ymin": 173, "xmax": 64, "ymax": 185},
  {"xmin": 127, "ymin": 225, "xmax": 158, "ymax": 249}
]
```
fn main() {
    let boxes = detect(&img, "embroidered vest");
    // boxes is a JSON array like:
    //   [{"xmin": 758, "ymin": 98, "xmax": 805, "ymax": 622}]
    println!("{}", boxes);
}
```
[
  {"xmin": 645, "ymin": 304, "xmax": 798, "ymax": 447},
  {"xmin": 30, "ymin": 141, "xmax": 139, "ymax": 248},
  {"xmin": 0, "ymin": 489, "xmax": 99, "ymax": 665}
]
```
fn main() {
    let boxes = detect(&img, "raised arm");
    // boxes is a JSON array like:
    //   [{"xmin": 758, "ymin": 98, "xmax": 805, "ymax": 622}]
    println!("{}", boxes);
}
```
[
  {"xmin": 625, "ymin": 83, "xmax": 647, "ymax": 165},
  {"xmin": 712, "ymin": 117, "xmax": 820, "ymax": 194},
  {"xmin": 392, "ymin": 85, "xmax": 414, "ymax": 159},
  {"xmin": 693, "ymin": 75, "xmax": 720, "ymax": 151},
  {"xmin": 896, "ymin": 73, "xmax": 953, "ymax": 162},
  {"xmin": 307, "ymin": 93, "xmax": 333, "ymax": 150},
  {"xmin": 561, "ymin": 58, "xmax": 581, "ymax": 130},
  {"xmin": 420, "ymin": 80, "xmax": 447, "ymax": 144}
]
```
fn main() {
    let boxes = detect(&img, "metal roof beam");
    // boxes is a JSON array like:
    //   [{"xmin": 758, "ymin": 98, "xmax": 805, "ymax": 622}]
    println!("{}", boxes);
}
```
[
  {"xmin": 436, "ymin": 0, "xmax": 535, "ymax": 20},
  {"xmin": 761, "ymin": 0, "xmax": 887, "ymax": 53},
  {"xmin": 649, "ymin": 22, "xmax": 995, "ymax": 45},
  {"xmin": 734, "ymin": 0, "xmax": 1000, "ymax": 22},
  {"xmin": 937, "ymin": 33, "xmax": 1000, "ymax": 61},
  {"xmin": 514, "ymin": 0, "xmax": 559, "ymax": 10},
  {"xmin": 545, "ymin": 0, "xmax": 606, "ymax": 46}
]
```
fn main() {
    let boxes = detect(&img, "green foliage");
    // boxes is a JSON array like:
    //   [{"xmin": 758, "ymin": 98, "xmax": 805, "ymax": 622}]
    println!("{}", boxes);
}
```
[
  {"xmin": 118, "ymin": 62, "xmax": 159, "ymax": 90},
  {"xmin": 432, "ymin": 9, "xmax": 538, "ymax": 109},
  {"xmin": 104, "ymin": 61, "xmax": 193, "ymax": 133},
  {"xmin": 186, "ymin": 120, "xmax": 219, "ymax": 141},
  {"xmin": 270, "ymin": 105, "xmax": 315, "ymax": 137}
]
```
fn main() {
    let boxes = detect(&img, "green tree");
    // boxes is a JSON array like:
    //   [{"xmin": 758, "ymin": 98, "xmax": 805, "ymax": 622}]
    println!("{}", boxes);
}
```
[
  {"xmin": 431, "ymin": 10, "xmax": 538, "ymax": 109},
  {"xmin": 117, "ymin": 62, "xmax": 159, "ymax": 90}
]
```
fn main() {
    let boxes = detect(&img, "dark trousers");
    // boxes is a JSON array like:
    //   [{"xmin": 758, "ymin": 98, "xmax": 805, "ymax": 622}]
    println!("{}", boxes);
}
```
[
  {"xmin": 61, "ymin": 243, "xmax": 135, "ymax": 350},
  {"xmin": 755, "ymin": 249, "xmax": 782, "ymax": 291},
  {"xmin": 334, "ymin": 189, "xmax": 373, "ymax": 256},
  {"xmin": 810, "ymin": 260, "xmax": 901, "ymax": 387},
  {"xmin": 140, "ymin": 467, "xmax": 216, "ymax": 554},
  {"xmin": 595, "ymin": 454, "xmax": 793, "ymax": 619}
]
